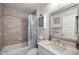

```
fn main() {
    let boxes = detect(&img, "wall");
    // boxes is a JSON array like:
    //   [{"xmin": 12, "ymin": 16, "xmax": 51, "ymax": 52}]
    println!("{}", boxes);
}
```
[
  {"xmin": 38, "ymin": 4, "xmax": 78, "ymax": 48},
  {"xmin": 3, "ymin": 6, "xmax": 28, "ymax": 46},
  {"xmin": 0, "ymin": 3, "xmax": 28, "ymax": 50},
  {"xmin": 50, "ymin": 5, "xmax": 77, "ymax": 42},
  {"xmin": 0, "ymin": 4, "xmax": 4, "ymax": 50},
  {"xmin": 38, "ymin": 3, "xmax": 71, "ymax": 40}
]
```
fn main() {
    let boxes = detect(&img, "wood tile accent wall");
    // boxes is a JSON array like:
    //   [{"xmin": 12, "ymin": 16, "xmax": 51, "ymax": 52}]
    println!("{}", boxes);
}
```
[
  {"xmin": 3, "ymin": 7, "xmax": 28, "ymax": 46},
  {"xmin": 0, "ymin": 4, "xmax": 4, "ymax": 50}
]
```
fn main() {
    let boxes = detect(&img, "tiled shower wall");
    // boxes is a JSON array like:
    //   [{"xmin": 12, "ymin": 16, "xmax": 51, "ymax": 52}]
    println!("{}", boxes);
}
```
[
  {"xmin": 0, "ymin": 4, "xmax": 28, "ymax": 48},
  {"xmin": 3, "ymin": 7, "xmax": 28, "ymax": 46},
  {"xmin": 0, "ymin": 4, "xmax": 4, "ymax": 50}
]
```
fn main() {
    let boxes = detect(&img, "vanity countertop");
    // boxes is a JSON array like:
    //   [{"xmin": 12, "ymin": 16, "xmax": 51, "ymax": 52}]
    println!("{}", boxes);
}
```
[
  {"xmin": 37, "ymin": 40, "xmax": 79, "ymax": 55},
  {"xmin": 37, "ymin": 40, "xmax": 63, "ymax": 55}
]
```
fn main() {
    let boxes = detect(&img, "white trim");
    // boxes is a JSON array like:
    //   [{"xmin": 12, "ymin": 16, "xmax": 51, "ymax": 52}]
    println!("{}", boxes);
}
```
[{"xmin": 50, "ymin": 3, "xmax": 78, "ymax": 15}]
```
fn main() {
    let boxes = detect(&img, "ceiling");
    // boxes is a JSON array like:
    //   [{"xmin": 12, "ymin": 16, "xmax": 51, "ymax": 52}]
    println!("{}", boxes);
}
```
[{"xmin": 4, "ymin": 3, "xmax": 48, "ymax": 14}]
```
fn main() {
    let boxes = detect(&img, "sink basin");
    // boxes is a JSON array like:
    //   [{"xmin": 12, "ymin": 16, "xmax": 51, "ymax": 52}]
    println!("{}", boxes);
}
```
[{"xmin": 47, "ymin": 42, "xmax": 66, "ymax": 52}]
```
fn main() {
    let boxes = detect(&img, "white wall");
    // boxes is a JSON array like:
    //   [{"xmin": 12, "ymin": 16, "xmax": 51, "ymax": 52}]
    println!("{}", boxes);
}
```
[
  {"xmin": 50, "ymin": 5, "xmax": 77, "ymax": 40},
  {"xmin": 38, "ymin": 3, "xmax": 72, "ymax": 40}
]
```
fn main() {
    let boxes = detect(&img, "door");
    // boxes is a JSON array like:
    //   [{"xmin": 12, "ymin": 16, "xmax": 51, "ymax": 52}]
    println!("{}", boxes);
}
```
[{"xmin": 62, "ymin": 14, "xmax": 77, "ymax": 40}]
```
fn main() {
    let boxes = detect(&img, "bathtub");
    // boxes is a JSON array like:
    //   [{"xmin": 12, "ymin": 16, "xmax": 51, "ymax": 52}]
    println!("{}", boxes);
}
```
[{"xmin": 0, "ymin": 42, "xmax": 31, "ymax": 55}]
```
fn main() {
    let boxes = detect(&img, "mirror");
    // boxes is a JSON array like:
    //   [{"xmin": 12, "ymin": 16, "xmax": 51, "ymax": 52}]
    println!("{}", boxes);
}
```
[
  {"xmin": 49, "ymin": 6, "xmax": 77, "ymax": 42},
  {"xmin": 39, "ymin": 14, "xmax": 44, "ymax": 27}
]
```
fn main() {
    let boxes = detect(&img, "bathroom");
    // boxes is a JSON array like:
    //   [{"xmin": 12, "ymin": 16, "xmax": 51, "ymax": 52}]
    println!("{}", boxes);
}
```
[{"xmin": 0, "ymin": 3, "xmax": 79, "ymax": 55}]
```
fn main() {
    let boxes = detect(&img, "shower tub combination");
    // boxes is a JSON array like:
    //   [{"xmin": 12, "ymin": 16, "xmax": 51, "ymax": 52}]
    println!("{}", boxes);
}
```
[{"xmin": 0, "ymin": 14, "xmax": 38, "ymax": 55}]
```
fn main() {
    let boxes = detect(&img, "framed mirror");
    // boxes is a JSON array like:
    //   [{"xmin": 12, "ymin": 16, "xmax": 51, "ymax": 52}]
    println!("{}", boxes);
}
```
[
  {"xmin": 53, "ymin": 17, "xmax": 60, "ymax": 24},
  {"xmin": 39, "ymin": 14, "xmax": 44, "ymax": 27}
]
